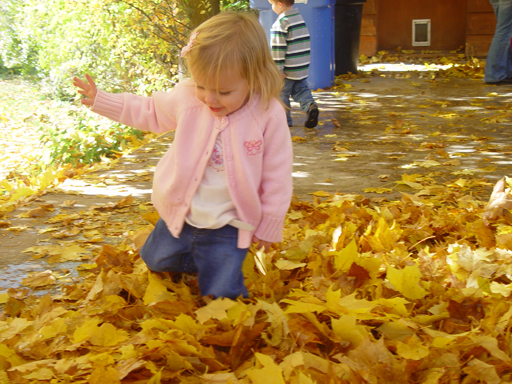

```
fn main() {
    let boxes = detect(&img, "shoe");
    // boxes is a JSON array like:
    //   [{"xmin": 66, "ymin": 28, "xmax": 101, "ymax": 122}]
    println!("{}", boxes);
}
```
[
  {"xmin": 305, "ymin": 104, "xmax": 319, "ymax": 128},
  {"xmin": 485, "ymin": 77, "xmax": 512, "ymax": 85}
]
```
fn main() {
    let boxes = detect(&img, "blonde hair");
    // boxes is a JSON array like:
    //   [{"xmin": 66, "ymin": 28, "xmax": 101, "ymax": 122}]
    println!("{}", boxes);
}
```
[{"xmin": 184, "ymin": 11, "xmax": 283, "ymax": 108}]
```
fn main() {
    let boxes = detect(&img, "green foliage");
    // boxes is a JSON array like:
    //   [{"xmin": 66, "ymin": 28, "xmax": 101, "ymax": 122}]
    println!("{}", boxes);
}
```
[
  {"xmin": 0, "ymin": 0, "xmax": 250, "ymax": 170},
  {"xmin": 0, "ymin": 0, "xmax": 39, "ymax": 75},
  {"xmin": 222, "ymin": 0, "xmax": 250, "ymax": 11},
  {"xmin": 39, "ymin": 107, "xmax": 144, "ymax": 167}
]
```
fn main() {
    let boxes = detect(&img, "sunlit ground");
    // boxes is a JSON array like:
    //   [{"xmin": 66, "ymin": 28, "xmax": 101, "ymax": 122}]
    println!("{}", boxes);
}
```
[{"xmin": 359, "ymin": 62, "xmax": 453, "ymax": 72}]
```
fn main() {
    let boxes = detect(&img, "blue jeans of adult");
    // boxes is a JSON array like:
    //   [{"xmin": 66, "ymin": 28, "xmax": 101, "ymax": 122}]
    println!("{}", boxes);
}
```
[
  {"xmin": 485, "ymin": 0, "xmax": 512, "ymax": 82},
  {"xmin": 140, "ymin": 219, "xmax": 249, "ymax": 299},
  {"xmin": 281, "ymin": 78, "xmax": 315, "ymax": 126}
]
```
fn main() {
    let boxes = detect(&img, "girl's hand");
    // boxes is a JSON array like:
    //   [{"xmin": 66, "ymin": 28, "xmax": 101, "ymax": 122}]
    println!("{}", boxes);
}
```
[
  {"xmin": 72, "ymin": 74, "xmax": 97, "ymax": 106},
  {"xmin": 252, "ymin": 235, "xmax": 272, "ymax": 251}
]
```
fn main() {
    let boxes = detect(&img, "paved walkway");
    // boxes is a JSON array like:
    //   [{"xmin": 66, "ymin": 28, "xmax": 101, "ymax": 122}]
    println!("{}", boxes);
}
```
[{"xmin": 2, "ymin": 72, "xmax": 512, "ymax": 288}]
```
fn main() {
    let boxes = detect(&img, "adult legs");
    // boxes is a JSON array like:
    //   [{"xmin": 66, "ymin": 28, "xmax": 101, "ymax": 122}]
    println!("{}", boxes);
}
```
[{"xmin": 484, "ymin": 0, "xmax": 512, "ymax": 83}]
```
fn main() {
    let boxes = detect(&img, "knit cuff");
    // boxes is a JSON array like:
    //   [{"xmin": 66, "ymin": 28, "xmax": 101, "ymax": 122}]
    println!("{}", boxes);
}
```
[
  {"xmin": 92, "ymin": 90, "xmax": 125, "ymax": 122},
  {"xmin": 254, "ymin": 214, "xmax": 284, "ymax": 243}
]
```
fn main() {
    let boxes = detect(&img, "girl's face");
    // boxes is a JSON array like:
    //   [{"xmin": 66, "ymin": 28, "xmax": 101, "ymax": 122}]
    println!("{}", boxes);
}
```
[{"xmin": 192, "ymin": 69, "xmax": 250, "ymax": 118}]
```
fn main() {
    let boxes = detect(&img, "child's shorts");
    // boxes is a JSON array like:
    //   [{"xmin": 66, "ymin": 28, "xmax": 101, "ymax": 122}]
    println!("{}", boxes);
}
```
[{"xmin": 140, "ymin": 219, "xmax": 249, "ymax": 299}]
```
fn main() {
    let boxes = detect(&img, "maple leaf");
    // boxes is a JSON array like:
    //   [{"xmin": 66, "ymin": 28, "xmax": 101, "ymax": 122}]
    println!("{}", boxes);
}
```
[
  {"xmin": 195, "ymin": 298, "xmax": 238, "ymax": 324},
  {"xmin": 246, "ymin": 353, "xmax": 286, "ymax": 384},
  {"xmin": 387, "ymin": 265, "xmax": 428, "ymax": 300},
  {"xmin": 21, "ymin": 270, "xmax": 56, "ymax": 288}
]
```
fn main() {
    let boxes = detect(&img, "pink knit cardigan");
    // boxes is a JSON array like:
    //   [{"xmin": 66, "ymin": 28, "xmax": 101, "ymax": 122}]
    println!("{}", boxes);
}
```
[{"xmin": 92, "ymin": 80, "xmax": 293, "ymax": 248}]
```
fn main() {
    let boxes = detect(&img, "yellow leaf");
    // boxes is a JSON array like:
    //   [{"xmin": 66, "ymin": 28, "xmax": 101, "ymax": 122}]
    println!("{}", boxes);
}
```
[
  {"xmin": 287, "ymin": 210, "xmax": 304, "ymax": 220},
  {"xmin": 396, "ymin": 337, "xmax": 429, "ymax": 360},
  {"xmin": 147, "ymin": 369, "xmax": 162, "ymax": 384},
  {"xmin": 247, "ymin": 353, "xmax": 286, "ymax": 384},
  {"xmin": 274, "ymin": 258, "xmax": 306, "ymax": 270},
  {"xmin": 338, "ymin": 293, "xmax": 377, "ymax": 313},
  {"xmin": 377, "ymin": 321, "xmax": 415, "ymax": 340},
  {"xmin": 90, "ymin": 323, "xmax": 129, "ymax": 347},
  {"xmin": 23, "ymin": 368, "xmax": 54, "ymax": 380},
  {"xmin": 39, "ymin": 317, "xmax": 67, "ymax": 340},
  {"xmin": 282, "ymin": 299, "xmax": 326, "ymax": 314},
  {"xmin": 21, "ymin": 270, "xmax": 56, "ymax": 288},
  {"xmin": 0, "ymin": 318, "xmax": 32, "ymax": 339},
  {"xmin": 0, "ymin": 180, "xmax": 13, "ymax": 192},
  {"xmin": 38, "ymin": 169, "xmax": 55, "ymax": 190},
  {"xmin": 412, "ymin": 160, "xmax": 441, "ymax": 168},
  {"xmin": 195, "ymin": 298, "xmax": 238, "ymax": 324},
  {"xmin": 143, "ymin": 272, "xmax": 176, "ymax": 305},
  {"xmin": 73, "ymin": 317, "xmax": 101, "ymax": 343},
  {"xmin": 470, "ymin": 335, "xmax": 509, "ymax": 361},
  {"xmin": 89, "ymin": 365, "xmax": 121, "ymax": 384},
  {"xmin": 309, "ymin": 191, "xmax": 331, "ymax": 197},
  {"xmin": 332, "ymin": 315, "xmax": 367, "ymax": 348},
  {"xmin": 363, "ymin": 187, "xmax": 393, "ymax": 194},
  {"xmin": 202, "ymin": 372, "xmax": 239, "ymax": 383},
  {"xmin": 173, "ymin": 313, "xmax": 202, "ymax": 335},
  {"xmin": 463, "ymin": 359, "xmax": 501, "ymax": 384},
  {"xmin": 298, "ymin": 372, "xmax": 316, "ymax": 384},
  {"xmin": 367, "ymin": 217, "xmax": 402, "ymax": 252},
  {"xmin": 490, "ymin": 281, "xmax": 512, "ymax": 297},
  {"xmin": 334, "ymin": 238, "xmax": 358, "ymax": 272},
  {"xmin": 142, "ymin": 211, "xmax": 160, "ymax": 225},
  {"xmin": 254, "ymin": 247, "xmax": 267, "ymax": 275},
  {"xmin": 8, "ymin": 187, "xmax": 35, "ymax": 202},
  {"xmin": 387, "ymin": 265, "xmax": 427, "ymax": 300}
]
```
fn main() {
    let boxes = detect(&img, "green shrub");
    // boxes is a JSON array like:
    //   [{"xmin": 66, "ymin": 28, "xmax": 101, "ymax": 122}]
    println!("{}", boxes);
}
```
[{"xmin": 39, "ymin": 107, "xmax": 145, "ymax": 167}]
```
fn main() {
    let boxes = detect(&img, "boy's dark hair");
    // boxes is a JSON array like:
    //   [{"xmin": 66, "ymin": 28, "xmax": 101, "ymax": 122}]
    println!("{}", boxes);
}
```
[{"xmin": 279, "ymin": 0, "xmax": 295, "ymax": 5}]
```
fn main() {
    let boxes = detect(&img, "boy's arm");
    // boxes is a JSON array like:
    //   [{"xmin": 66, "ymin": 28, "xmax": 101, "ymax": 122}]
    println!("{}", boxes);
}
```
[{"xmin": 270, "ymin": 20, "xmax": 287, "ymax": 74}]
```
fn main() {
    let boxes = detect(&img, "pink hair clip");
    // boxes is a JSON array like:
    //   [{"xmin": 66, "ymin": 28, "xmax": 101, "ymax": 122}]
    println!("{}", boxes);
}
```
[{"xmin": 181, "ymin": 31, "xmax": 199, "ymax": 58}]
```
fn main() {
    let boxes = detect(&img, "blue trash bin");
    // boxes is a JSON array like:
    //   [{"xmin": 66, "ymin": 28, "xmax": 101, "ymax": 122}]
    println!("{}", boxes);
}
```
[{"xmin": 250, "ymin": 0, "xmax": 336, "ymax": 90}]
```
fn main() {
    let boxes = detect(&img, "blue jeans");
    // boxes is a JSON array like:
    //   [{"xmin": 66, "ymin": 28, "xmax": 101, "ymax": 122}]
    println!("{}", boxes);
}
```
[
  {"xmin": 280, "ymin": 78, "xmax": 316, "ymax": 126},
  {"xmin": 140, "ymin": 219, "xmax": 249, "ymax": 299},
  {"xmin": 485, "ymin": 0, "xmax": 512, "ymax": 82}
]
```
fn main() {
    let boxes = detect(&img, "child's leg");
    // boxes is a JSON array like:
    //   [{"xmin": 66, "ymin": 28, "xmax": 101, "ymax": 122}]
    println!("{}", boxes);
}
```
[
  {"xmin": 280, "ymin": 79, "xmax": 294, "ymax": 126},
  {"xmin": 190, "ymin": 225, "xmax": 249, "ymax": 299},
  {"xmin": 290, "ymin": 79, "xmax": 319, "ymax": 128},
  {"xmin": 290, "ymin": 79, "xmax": 316, "ymax": 113},
  {"xmin": 140, "ymin": 219, "xmax": 198, "ymax": 273}
]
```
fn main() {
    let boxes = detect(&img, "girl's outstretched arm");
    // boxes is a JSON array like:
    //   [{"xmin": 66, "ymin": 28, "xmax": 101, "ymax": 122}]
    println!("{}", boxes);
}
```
[{"xmin": 72, "ymin": 74, "xmax": 97, "ymax": 106}]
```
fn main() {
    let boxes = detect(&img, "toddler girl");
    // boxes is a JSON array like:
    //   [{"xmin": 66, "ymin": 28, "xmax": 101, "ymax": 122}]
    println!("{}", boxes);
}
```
[{"xmin": 73, "ymin": 11, "xmax": 293, "ymax": 299}]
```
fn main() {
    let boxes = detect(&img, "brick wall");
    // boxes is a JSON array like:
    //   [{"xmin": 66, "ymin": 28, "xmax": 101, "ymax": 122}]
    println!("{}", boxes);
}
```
[
  {"xmin": 360, "ymin": 0, "xmax": 377, "ymax": 57},
  {"xmin": 466, "ymin": 0, "xmax": 495, "ymax": 57}
]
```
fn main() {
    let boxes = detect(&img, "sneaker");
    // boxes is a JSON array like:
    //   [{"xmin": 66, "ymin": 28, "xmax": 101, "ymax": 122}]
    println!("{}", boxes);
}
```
[
  {"xmin": 485, "ymin": 77, "xmax": 512, "ymax": 85},
  {"xmin": 305, "ymin": 104, "xmax": 319, "ymax": 128}
]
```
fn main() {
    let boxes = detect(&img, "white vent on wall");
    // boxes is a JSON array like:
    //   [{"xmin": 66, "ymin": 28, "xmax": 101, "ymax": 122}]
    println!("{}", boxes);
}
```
[{"xmin": 412, "ymin": 19, "xmax": 431, "ymax": 46}]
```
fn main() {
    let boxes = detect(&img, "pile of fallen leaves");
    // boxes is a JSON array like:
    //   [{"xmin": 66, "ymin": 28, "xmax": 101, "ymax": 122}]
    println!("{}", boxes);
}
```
[{"xmin": 1, "ymin": 173, "xmax": 512, "ymax": 383}]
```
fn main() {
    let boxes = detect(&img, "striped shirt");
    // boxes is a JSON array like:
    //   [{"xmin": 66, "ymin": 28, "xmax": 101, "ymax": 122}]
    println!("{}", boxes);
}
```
[{"xmin": 270, "ymin": 9, "xmax": 310, "ymax": 80}]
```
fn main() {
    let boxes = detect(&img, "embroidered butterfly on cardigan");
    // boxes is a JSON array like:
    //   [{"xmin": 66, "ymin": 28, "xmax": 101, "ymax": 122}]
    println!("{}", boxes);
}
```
[{"xmin": 244, "ymin": 140, "xmax": 262, "ymax": 156}]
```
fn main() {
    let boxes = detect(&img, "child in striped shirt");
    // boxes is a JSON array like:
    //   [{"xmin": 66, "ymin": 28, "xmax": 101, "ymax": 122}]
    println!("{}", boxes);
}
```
[{"xmin": 269, "ymin": 0, "xmax": 319, "ymax": 128}]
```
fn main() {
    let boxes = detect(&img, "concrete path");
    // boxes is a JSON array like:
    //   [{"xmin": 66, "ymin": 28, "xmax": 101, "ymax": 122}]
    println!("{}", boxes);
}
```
[{"xmin": 2, "ymin": 73, "xmax": 512, "ymax": 289}]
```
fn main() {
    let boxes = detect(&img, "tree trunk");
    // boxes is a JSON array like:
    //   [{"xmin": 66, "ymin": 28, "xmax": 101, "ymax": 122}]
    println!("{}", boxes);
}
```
[{"xmin": 187, "ymin": 0, "xmax": 221, "ymax": 29}]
